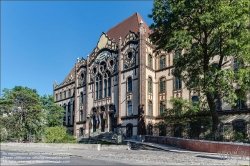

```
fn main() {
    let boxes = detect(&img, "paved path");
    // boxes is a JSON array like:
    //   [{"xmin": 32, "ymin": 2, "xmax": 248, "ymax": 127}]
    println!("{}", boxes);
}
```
[{"xmin": 1, "ymin": 143, "xmax": 250, "ymax": 165}]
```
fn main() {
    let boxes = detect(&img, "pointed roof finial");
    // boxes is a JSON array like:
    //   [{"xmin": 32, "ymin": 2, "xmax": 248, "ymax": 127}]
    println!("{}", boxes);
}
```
[
  {"xmin": 140, "ymin": 20, "xmax": 144, "ymax": 24},
  {"xmin": 77, "ymin": 57, "xmax": 80, "ymax": 62}
]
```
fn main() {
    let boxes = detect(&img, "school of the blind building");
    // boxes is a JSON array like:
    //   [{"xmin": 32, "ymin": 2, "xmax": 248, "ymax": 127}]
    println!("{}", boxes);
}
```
[{"xmin": 53, "ymin": 12, "xmax": 250, "ymax": 140}]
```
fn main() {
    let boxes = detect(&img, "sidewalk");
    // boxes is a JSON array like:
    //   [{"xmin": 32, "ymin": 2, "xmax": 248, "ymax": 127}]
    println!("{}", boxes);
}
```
[{"xmin": 124, "ymin": 139, "xmax": 250, "ymax": 166}]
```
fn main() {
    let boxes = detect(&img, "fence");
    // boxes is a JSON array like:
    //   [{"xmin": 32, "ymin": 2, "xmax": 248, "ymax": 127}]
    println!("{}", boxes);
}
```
[{"xmin": 148, "ymin": 123, "xmax": 249, "ymax": 143}]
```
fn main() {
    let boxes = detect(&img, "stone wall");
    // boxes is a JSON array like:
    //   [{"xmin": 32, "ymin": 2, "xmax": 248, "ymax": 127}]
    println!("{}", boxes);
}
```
[{"xmin": 145, "ymin": 135, "xmax": 250, "ymax": 156}]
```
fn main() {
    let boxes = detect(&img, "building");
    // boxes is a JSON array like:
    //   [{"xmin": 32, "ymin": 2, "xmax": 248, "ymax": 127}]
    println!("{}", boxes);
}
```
[{"xmin": 53, "ymin": 12, "xmax": 250, "ymax": 140}]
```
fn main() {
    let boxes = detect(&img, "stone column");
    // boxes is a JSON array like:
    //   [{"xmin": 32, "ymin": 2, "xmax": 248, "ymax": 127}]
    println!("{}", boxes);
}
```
[
  {"xmin": 117, "ymin": 37, "xmax": 122, "ymax": 125},
  {"xmin": 137, "ymin": 20, "xmax": 146, "ymax": 135}
]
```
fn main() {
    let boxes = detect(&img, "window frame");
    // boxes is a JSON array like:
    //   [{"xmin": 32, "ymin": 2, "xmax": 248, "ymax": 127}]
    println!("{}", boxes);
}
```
[
  {"xmin": 127, "ymin": 77, "xmax": 132, "ymax": 92},
  {"xmin": 159, "ymin": 55, "xmax": 166, "ymax": 69},
  {"xmin": 127, "ymin": 101, "xmax": 133, "ymax": 116}
]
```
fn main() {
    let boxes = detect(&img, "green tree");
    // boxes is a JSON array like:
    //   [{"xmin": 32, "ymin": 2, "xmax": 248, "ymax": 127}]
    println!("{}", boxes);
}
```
[
  {"xmin": 0, "ymin": 86, "xmax": 45, "ymax": 141},
  {"xmin": 149, "ymin": 0, "xmax": 250, "ymax": 134},
  {"xmin": 40, "ymin": 94, "xmax": 64, "ymax": 127}
]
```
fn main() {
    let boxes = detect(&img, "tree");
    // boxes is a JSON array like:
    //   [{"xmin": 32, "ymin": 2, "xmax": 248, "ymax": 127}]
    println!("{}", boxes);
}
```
[
  {"xmin": 149, "ymin": 0, "xmax": 250, "ymax": 134},
  {"xmin": 40, "ymin": 94, "xmax": 64, "ymax": 127},
  {"xmin": 0, "ymin": 86, "xmax": 45, "ymax": 141}
]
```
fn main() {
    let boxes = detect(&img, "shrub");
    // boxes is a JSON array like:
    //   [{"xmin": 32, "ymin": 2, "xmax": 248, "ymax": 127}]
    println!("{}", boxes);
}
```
[{"xmin": 44, "ymin": 126, "xmax": 66, "ymax": 143}]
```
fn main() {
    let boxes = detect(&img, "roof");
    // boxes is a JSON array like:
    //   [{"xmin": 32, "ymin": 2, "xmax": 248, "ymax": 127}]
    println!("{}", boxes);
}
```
[
  {"xmin": 106, "ymin": 12, "xmax": 151, "ymax": 43},
  {"xmin": 60, "ymin": 66, "xmax": 76, "ymax": 85}
]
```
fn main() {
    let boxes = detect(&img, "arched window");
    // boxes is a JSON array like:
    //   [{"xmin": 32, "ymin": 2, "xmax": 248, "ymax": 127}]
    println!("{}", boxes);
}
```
[
  {"xmin": 148, "ymin": 101, "xmax": 153, "ymax": 116},
  {"xmin": 159, "ymin": 78, "xmax": 166, "ymax": 93},
  {"xmin": 108, "ymin": 72, "xmax": 111, "ymax": 97},
  {"xmin": 104, "ymin": 74, "xmax": 108, "ymax": 98},
  {"xmin": 95, "ymin": 74, "xmax": 102, "ymax": 100},
  {"xmin": 127, "ymin": 77, "xmax": 132, "ymax": 92},
  {"xmin": 104, "ymin": 71, "xmax": 111, "ymax": 97},
  {"xmin": 174, "ymin": 77, "xmax": 182, "ymax": 90},
  {"xmin": 160, "ymin": 55, "xmax": 166, "ymax": 69},
  {"xmin": 148, "ymin": 77, "xmax": 152, "ymax": 93},
  {"xmin": 192, "ymin": 96, "xmax": 199, "ymax": 106},
  {"xmin": 160, "ymin": 102, "xmax": 165, "ymax": 114},
  {"xmin": 148, "ymin": 54, "xmax": 152, "ymax": 68},
  {"xmin": 127, "ymin": 101, "xmax": 132, "ymax": 116},
  {"xmin": 99, "ymin": 75, "xmax": 102, "ymax": 99}
]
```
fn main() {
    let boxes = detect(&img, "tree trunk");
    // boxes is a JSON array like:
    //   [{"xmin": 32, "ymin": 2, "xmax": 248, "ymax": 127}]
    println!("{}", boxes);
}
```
[{"xmin": 206, "ymin": 93, "xmax": 220, "ymax": 140}]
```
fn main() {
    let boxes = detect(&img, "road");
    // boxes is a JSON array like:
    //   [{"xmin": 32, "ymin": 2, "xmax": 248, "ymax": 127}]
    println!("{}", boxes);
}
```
[{"xmin": 1, "ymin": 144, "xmax": 249, "ymax": 165}]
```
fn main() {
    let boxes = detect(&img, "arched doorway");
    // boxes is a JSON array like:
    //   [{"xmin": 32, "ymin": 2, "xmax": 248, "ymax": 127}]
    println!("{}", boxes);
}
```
[
  {"xmin": 126, "ymin": 123, "xmax": 133, "ymax": 137},
  {"xmin": 92, "ymin": 108, "xmax": 98, "ymax": 132},
  {"xmin": 100, "ymin": 106, "xmax": 105, "ymax": 132},
  {"xmin": 109, "ymin": 105, "xmax": 116, "ymax": 132}
]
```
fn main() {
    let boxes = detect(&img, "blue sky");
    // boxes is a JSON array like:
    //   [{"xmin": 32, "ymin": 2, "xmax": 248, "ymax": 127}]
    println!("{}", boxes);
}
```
[{"xmin": 1, "ymin": 1, "xmax": 154, "ymax": 96}]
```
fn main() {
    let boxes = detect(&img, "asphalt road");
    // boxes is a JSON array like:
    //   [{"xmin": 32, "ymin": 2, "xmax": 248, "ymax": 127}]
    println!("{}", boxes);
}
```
[{"xmin": 1, "ymin": 150, "xmax": 129, "ymax": 166}]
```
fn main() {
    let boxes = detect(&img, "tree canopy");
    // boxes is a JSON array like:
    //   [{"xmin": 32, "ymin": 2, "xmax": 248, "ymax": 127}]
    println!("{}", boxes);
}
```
[
  {"xmin": 0, "ymin": 86, "xmax": 64, "ymax": 141},
  {"xmin": 149, "ymin": 0, "xmax": 250, "ymax": 133}
]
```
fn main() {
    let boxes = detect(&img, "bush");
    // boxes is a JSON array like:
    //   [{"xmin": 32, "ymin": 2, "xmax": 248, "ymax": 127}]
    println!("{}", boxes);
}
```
[
  {"xmin": 44, "ymin": 126, "xmax": 66, "ymax": 143},
  {"xmin": 44, "ymin": 126, "xmax": 77, "ymax": 143},
  {"xmin": 59, "ymin": 134, "xmax": 78, "ymax": 143}
]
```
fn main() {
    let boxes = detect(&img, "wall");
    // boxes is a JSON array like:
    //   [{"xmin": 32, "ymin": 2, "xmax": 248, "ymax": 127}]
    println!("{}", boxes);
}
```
[{"xmin": 145, "ymin": 135, "xmax": 250, "ymax": 156}]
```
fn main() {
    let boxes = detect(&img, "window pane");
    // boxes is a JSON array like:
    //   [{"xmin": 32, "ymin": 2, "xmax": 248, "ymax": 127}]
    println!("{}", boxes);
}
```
[
  {"xmin": 128, "ymin": 77, "xmax": 132, "ymax": 92},
  {"xmin": 128, "ymin": 101, "xmax": 132, "ymax": 116}
]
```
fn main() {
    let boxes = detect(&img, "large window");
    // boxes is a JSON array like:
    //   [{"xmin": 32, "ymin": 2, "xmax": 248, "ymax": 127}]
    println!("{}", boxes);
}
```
[
  {"xmin": 127, "ymin": 101, "xmax": 132, "ymax": 116},
  {"xmin": 159, "ymin": 78, "xmax": 166, "ymax": 93},
  {"xmin": 127, "ymin": 77, "xmax": 132, "ymax": 92},
  {"xmin": 159, "ymin": 55, "xmax": 166, "ymax": 69},
  {"xmin": 148, "ymin": 77, "xmax": 152, "ymax": 93},
  {"xmin": 174, "ymin": 77, "xmax": 182, "ymax": 90},
  {"xmin": 160, "ymin": 102, "xmax": 165, "ymax": 114},
  {"xmin": 104, "ymin": 72, "xmax": 111, "ymax": 97},
  {"xmin": 60, "ymin": 92, "xmax": 62, "ymax": 100},
  {"xmin": 95, "ymin": 74, "xmax": 102, "ymax": 100},
  {"xmin": 148, "ymin": 101, "xmax": 153, "ymax": 116},
  {"xmin": 148, "ymin": 54, "xmax": 152, "ymax": 68},
  {"xmin": 108, "ymin": 75, "xmax": 111, "ymax": 96},
  {"xmin": 56, "ymin": 94, "xmax": 58, "ymax": 101}
]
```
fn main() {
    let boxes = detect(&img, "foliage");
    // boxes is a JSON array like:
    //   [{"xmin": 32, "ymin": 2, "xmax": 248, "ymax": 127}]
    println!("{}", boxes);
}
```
[
  {"xmin": 0, "ymin": 86, "xmax": 46, "ymax": 141},
  {"xmin": 161, "ymin": 97, "xmax": 211, "ymax": 125},
  {"xmin": 44, "ymin": 126, "xmax": 66, "ymax": 143},
  {"xmin": 0, "ymin": 86, "xmax": 66, "ymax": 142},
  {"xmin": 149, "ymin": 0, "xmax": 250, "ymax": 133},
  {"xmin": 44, "ymin": 126, "xmax": 77, "ymax": 143},
  {"xmin": 40, "ymin": 95, "xmax": 64, "ymax": 127}
]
